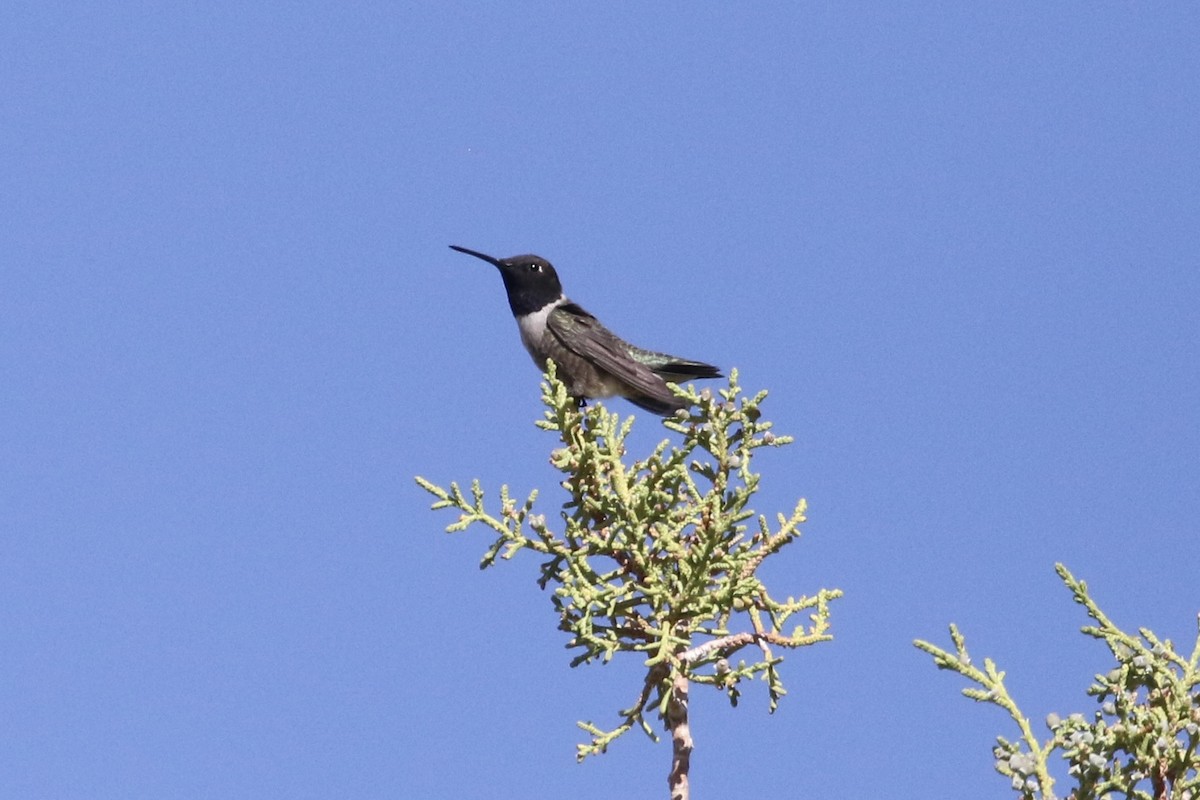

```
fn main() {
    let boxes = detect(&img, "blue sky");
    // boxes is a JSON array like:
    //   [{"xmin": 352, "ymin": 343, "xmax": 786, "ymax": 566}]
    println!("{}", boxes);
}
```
[{"xmin": 2, "ymin": 3, "xmax": 1197, "ymax": 797}]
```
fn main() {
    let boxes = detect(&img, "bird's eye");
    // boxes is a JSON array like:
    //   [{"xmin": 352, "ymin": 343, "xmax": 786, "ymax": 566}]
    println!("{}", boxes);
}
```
[{"xmin": 529, "ymin": 263, "xmax": 541, "ymax": 272}]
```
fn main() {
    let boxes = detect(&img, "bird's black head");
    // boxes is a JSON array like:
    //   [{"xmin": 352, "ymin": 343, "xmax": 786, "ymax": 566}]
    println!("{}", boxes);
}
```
[{"xmin": 449, "ymin": 245, "xmax": 564, "ymax": 317}]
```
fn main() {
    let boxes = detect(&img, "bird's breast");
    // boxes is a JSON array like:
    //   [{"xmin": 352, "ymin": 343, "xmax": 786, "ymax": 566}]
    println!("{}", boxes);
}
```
[
  {"xmin": 516, "ymin": 304, "xmax": 555, "ymax": 361},
  {"xmin": 513, "ymin": 307, "xmax": 621, "ymax": 399}
]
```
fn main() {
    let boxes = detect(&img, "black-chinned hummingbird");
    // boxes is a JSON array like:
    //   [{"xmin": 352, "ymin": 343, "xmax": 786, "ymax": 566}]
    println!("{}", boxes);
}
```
[{"xmin": 450, "ymin": 245, "xmax": 722, "ymax": 415}]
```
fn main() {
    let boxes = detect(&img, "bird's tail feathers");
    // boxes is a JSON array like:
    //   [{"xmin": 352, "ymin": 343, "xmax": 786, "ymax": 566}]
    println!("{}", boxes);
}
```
[
  {"xmin": 625, "ymin": 392, "xmax": 686, "ymax": 416},
  {"xmin": 651, "ymin": 358, "xmax": 723, "ymax": 384}
]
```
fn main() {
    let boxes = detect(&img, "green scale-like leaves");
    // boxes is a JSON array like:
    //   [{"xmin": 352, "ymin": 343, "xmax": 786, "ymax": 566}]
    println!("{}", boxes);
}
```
[
  {"xmin": 417, "ymin": 363, "xmax": 841, "ymax": 760},
  {"xmin": 915, "ymin": 564, "xmax": 1200, "ymax": 800}
]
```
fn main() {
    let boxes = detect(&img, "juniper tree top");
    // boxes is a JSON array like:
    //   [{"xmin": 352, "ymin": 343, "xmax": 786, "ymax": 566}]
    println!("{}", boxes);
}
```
[{"xmin": 417, "ymin": 365, "xmax": 841, "ymax": 799}]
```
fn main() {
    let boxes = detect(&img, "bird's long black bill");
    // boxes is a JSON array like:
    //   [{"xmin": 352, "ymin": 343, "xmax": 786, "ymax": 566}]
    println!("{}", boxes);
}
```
[{"xmin": 448, "ymin": 245, "xmax": 502, "ymax": 267}]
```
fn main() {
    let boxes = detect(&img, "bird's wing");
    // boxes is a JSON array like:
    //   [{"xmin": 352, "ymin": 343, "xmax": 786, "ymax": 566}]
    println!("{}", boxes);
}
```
[{"xmin": 546, "ymin": 303, "xmax": 679, "ymax": 405}]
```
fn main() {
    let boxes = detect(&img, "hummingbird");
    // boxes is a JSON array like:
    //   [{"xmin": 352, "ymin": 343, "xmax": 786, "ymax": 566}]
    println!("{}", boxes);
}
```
[{"xmin": 450, "ymin": 245, "xmax": 722, "ymax": 415}]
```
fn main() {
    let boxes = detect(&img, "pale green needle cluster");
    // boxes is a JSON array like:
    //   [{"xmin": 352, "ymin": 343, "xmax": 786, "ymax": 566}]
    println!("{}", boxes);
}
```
[
  {"xmin": 915, "ymin": 564, "xmax": 1200, "ymax": 800},
  {"xmin": 417, "ymin": 363, "xmax": 841, "ymax": 761}
]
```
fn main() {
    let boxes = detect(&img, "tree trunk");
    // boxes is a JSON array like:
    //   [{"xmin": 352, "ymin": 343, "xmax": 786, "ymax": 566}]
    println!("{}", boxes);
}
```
[{"xmin": 667, "ymin": 670, "xmax": 692, "ymax": 800}]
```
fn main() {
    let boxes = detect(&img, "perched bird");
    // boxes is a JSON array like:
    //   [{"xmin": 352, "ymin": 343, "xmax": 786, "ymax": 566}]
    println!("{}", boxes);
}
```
[{"xmin": 450, "ymin": 245, "xmax": 721, "ymax": 415}]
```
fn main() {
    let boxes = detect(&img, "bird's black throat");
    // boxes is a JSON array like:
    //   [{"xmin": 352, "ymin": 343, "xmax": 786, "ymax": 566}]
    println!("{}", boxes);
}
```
[{"xmin": 499, "ymin": 271, "xmax": 562, "ymax": 317}]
